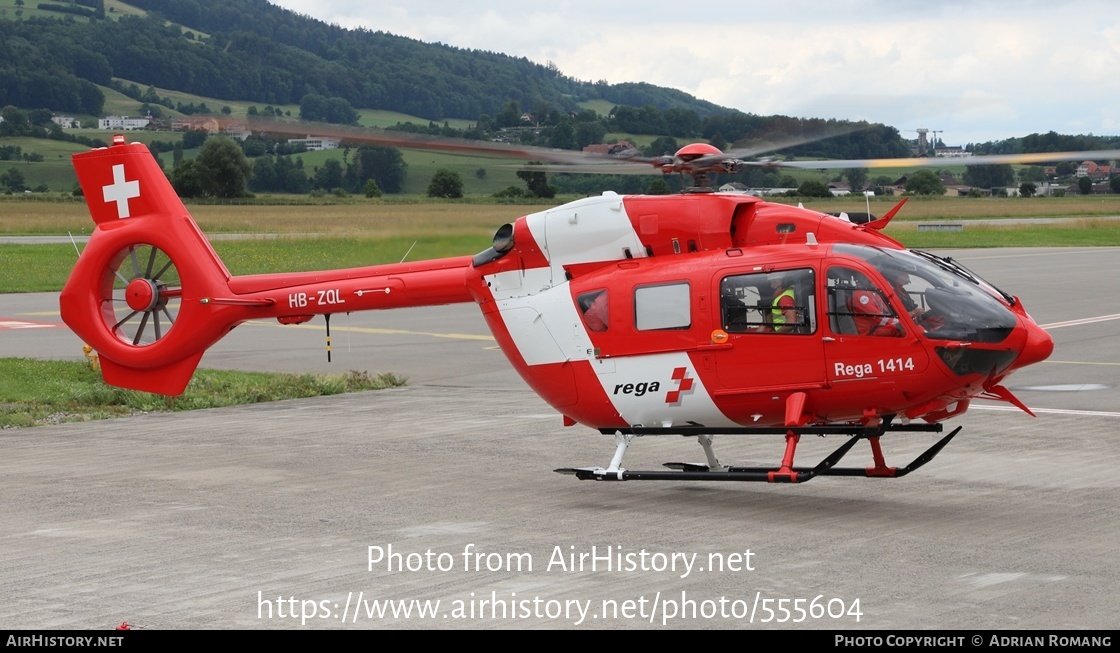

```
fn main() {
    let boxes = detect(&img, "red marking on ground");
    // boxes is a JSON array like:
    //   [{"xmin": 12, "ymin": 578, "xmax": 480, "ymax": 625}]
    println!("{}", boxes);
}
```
[{"xmin": 0, "ymin": 318, "xmax": 62, "ymax": 330}]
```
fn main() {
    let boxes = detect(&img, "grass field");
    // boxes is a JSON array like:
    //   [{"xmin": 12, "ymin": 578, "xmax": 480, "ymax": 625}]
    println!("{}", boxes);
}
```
[{"xmin": 0, "ymin": 358, "xmax": 403, "ymax": 428}]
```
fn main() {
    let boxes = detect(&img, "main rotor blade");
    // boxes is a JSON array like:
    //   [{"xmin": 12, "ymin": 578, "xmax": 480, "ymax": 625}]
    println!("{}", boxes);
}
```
[
  {"xmin": 715, "ymin": 123, "xmax": 875, "ymax": 162},
  {"xmin": 235, "ymin": 117, "xmax": 599, "ymax": 165},
  {"xmin": 773, "ymin": 149, "xmax": 1120, "ymax": 170},
  {"xmin": 504, "ymin": 162, "xmax": 664, "ymax": 175}
]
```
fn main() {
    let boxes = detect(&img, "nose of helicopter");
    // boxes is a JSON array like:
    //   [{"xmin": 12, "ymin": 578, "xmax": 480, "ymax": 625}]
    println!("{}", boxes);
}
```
[{"xmin": 1011, "ymin": 317, "xmax": 1054, "ymax": 371}]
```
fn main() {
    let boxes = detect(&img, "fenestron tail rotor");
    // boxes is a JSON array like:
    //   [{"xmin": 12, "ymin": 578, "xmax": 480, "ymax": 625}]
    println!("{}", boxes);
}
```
[{"xmin": 103, "ymin": 244, "xmax": 182, "ymax": 347}]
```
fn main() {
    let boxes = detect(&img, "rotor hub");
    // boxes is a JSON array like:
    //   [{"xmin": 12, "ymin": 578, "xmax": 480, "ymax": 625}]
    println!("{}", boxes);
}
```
[{"xmin": 125, "ymin": 278, "xmax": 159, "ymax": 312}]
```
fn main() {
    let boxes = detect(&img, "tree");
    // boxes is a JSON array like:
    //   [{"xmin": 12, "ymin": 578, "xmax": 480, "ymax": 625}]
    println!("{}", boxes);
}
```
[
  {"xmin": 1018, "ymin": 166, "xmax": 1046, "ymax": 183},
  {"xmin": 795, "ymin": 180, "xmax": 833, "ymax": 198},
  {"xmin": 427, "ymin": 169, "xmax": 463, "ymax": 198},
  {"xmin": 353, "ymin": 146, "xmax": 406, "ymax": 194},
  {"xmin": 574, "ymin": 121, "xmax": 607, "ymax": 149},
  {"xmin": 1078, "ymin": 176, "xmax": 1093, "ymax": 195},
  {"xmin": 843, "ymin": 168, "xmax": 868, "ymax": 192},
  {"xmin": 182, "ymin": 130, "xmax": 207, "ymax": 149},
  {"xmin": 299, "ymin": 93, "xmax": 328, "ymax": 122},
  {"xmin": 1, "ymin": 167, "xmax": 26, "ymax": 193},
  {"xmin": 645, "ymin": 136, "xmax": 679, "ymax": 157},
  {"xmin": 1019, "ymin": 182, "xmax": 1037, "ymax": 198},
  {"xmin": 1111, "ymin": 175, "xmax": 1120, "ymax": 194},
  {"xmin": 1056, "ymin": 161, "xmax": 1078, "ymax": 177},
  {"xmin": 170, "ymin": 160, "xmax": 205, "ymax": 198},
  {"xmin": 313, "ymin": 159, "xmax": 344, "ymax": 190},
  {"xmin": 646, "ymin": 178, "xmax": 672, "ymax": 195},
  {"xmin": 904, "ymin": 170, "xmax": 945, "ymax": 196},
  {"xmin": 548, "ymin": 121, "xmax": 576, "ymax": 150},
  {"xmin": 324, "ymin": 96, "xmax": 359, "ymax": 125},
  {"xmin": 192, "ymin": 135, "xmax": 251, "ymax": 197},
  {"xmin": 516, "ymin": 167, "xmax": 556, "ymax": 198},
  {"xmin": 249, "ymin": 157, "xmax": 276, "ymax": 193},
  {"xmin": 963, "ymin": 164, "xmax": 1014, "ymax": 189},
  {"xmin": 496, "ymin": 101, "xmax": 522, "ymax": 128},
  {"xmin": 363, "ymin": 179, "xmax": 382, "ymax": 198}
]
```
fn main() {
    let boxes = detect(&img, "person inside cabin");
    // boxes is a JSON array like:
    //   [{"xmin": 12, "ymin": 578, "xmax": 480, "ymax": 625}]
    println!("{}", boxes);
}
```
[
  {"xmin": 847, "ymin": 279, "xmax": 903, "ymax": 337},
  {"xmin": 768, "ymin": 273, "xmax": 798, "ymax": 333},
  {"xmin": 884, "ymin": 267, "xmax": 943, "ymax": 331}
]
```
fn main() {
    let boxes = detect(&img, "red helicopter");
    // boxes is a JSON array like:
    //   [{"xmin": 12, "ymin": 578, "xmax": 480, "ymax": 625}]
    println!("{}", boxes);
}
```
[{"xmin": 60, "ymin": 132, "xmax": 1108, "ymax": 484}]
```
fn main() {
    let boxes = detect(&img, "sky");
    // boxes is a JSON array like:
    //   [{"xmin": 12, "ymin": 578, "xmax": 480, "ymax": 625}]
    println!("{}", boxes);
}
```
[{"xmin": 270, "ymin": 0, "xmax": 1120, "ymax": 147}]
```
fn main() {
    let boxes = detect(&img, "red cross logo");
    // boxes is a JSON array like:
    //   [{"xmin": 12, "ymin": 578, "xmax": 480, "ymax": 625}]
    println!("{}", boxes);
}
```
[{"xmin": 665, "ymin": 367, "xmax": 694, "ymax": 405}]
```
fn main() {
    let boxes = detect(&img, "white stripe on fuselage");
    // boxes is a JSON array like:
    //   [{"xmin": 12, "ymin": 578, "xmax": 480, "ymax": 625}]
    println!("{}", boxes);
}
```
[
  {"xmin": 486, "ymin": 269, "xmax": 582, "ymax": 366},
  {"xmin": 492, "ymin": 193, "xmax": 732, "ymax": 426},
  {"xmin": 488, "ymin": 192, "xmax": 648, "ymax": 367},
  {"xmin": 524, "ymin": 192, "xmax": 647, "ymax": 276}
]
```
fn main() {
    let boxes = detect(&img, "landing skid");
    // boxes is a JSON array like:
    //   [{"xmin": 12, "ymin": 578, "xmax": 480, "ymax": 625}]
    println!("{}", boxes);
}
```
[{"xmin": 555, "ymin": 422, "xmax": 961, "ymax": 484}]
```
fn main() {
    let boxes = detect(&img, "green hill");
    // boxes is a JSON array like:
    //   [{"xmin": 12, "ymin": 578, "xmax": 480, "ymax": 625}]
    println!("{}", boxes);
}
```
[{"xmin": 0, "ymin": 0, "xmax": 728, "ymax": 122}]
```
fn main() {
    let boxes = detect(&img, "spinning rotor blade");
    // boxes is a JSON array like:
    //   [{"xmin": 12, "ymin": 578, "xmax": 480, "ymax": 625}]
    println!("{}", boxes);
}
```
[
  {"xmin": 233, "ymin": 117, "xmax": 1120, "ymax": 180},
  {"xmin": 235, "ymin": 117, "xmax": 596, "ymax": 165},
  {"xmin": 774, "ymin": 149, "xmax": 1120, "ymax": 170},
  {"xmin": 506, "ymin": 161, "xmax": 667, "ymax": 175},
  {"xmin": 697, "ymin": 123, "xmax": 876, "ymax": 166}
]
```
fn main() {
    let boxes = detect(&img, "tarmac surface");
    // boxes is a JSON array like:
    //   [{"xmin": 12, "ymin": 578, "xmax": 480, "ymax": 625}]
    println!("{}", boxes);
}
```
[{"xmin": 1, "ymin": 247, "xmax": 1118, "ymax": 629}]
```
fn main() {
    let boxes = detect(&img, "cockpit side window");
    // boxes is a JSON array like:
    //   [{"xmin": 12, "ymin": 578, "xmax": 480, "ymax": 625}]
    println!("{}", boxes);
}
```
[{"xmin": 827, "ymin": 266, "xmax": 903, "ymax": 337}]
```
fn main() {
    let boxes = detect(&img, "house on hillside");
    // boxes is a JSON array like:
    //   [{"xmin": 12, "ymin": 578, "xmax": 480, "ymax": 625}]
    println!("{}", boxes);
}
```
[
  {"xmin": 51, "ymin": 116, "xmax": 79, "ymax": 129},
  {"xmin": 935, "ymin": 146, "xmax": 970, "ymax": 158},
  {"xmin": 98, "ymin": 116, "xmax": 150, "ymax": 130},
  {"xmin": 287, "ymin": 136, "xmax": 340, "ymax": 151},
  {"xmin": 171, "ymin": 117, "xmax": 221, "ymax": 133},
  {"xmin": 221, "ymin": 121, "xmax": 252, "ymax": 141},
  {"xmin": 1077, "ymin": 161, "xmax": 1113, "ymax": 181}
]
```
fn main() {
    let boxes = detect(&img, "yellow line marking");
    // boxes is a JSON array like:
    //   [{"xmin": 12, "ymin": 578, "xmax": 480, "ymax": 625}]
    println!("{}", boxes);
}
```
[
  {"xmin": 243, "ymin": 319, "xmax": 496, "ymax": 342},
  {"xmin": 1043, "ymin": 360, "xmax": 1120, "ymax": 367}
]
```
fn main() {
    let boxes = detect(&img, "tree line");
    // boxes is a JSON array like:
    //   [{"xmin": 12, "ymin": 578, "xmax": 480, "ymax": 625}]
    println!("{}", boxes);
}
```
[{"xmin": 167, "ymin": 136, "xmax": 408, "ymax": 199}]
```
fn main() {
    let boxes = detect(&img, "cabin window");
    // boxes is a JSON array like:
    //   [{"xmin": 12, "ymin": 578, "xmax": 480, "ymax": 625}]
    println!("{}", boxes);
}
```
[
  {"xmin": 634, "ymin": 282, "xmax": 691, "ymax": 331},
  {"xmin": 720, "ymin": 268, "xmax": 816, "ymax": 334},
  {"xmin": 577, "ymin": 290, "xmax": 609, "ymax": 332}
]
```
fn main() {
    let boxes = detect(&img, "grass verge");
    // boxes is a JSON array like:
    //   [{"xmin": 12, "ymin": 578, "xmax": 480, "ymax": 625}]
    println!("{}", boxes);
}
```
[{"xmin": 0, "ymin": 358, "xmax": 405, "ymax": 428}]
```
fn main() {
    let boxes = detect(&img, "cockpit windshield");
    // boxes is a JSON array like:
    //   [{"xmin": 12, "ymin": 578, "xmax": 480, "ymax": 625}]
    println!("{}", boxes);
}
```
[{"xmin": 832, "ymin": 245, "xmax": 1017, "ymax": 344}]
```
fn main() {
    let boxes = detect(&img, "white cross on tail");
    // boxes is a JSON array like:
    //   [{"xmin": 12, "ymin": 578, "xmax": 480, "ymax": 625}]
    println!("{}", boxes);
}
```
[{"xmin": 103, "ymin": 164, "xmax": 140, "ymax": 218}]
